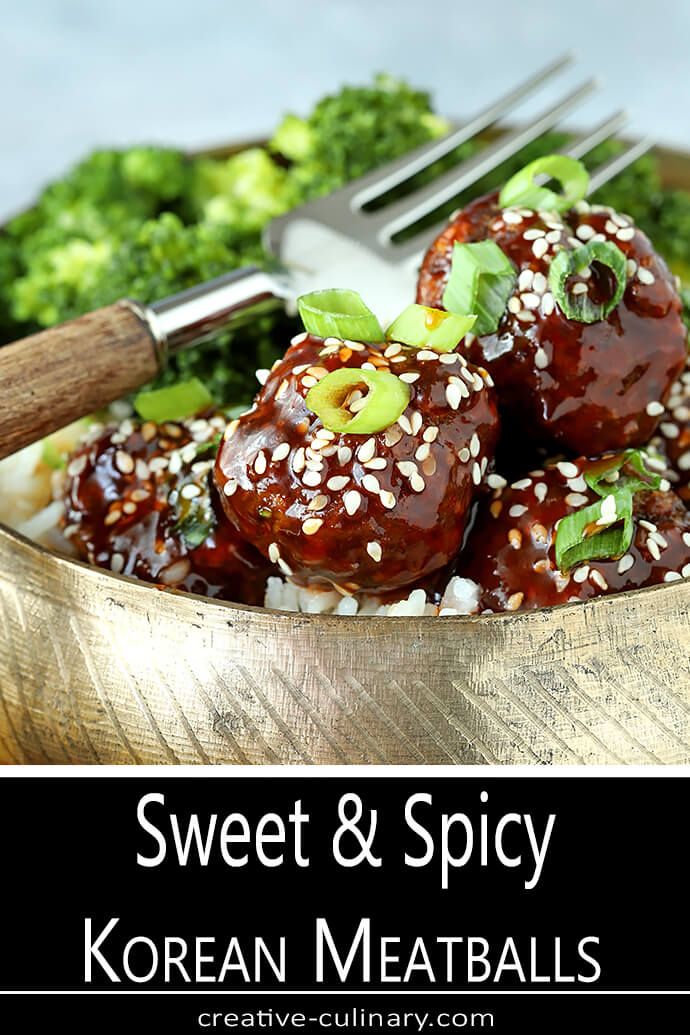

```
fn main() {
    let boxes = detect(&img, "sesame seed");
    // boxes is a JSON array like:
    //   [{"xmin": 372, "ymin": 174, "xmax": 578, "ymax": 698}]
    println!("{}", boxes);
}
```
[
  {"xmin": 301, "ymin": 375, "xmax": 318, "ymax": 389},
  {"xmin": 518, "ymin": 269, "xmax": 534, "ymax": 291},
  {"xmin": 534, "ymin": 482, "xmax": 548, "ymax": 502},
  {"xmin": 517, "ymin": 309, "xmax": 536, "ymax": 322},
  {"xmin": 293, "ymin": 448, "xmax": 306, "ymax": 473},
  {"xmin": 268, "ymin": 543, "xmax": 280, "ymax": 562},
  {"xmin": 380, "ymin": 490, "xmax": 396, "ymax": 509},
  {"xmin": 384, "ymin": 342, "xmax": 402, "ymax": 358},
  {"xmin": 415, "ymin": 443, "xmax": 431, "ymax": 462},
  {"xmin": 110, "ymin": 553, "xmax": 125, "ymax": 574},
  {"xmin": 338, "ymin": 446, "xmax": 353, "ymax": 465},
  {"xmin": 487, "ymin": 473, "xmax": 507, "ymax": 490},
  {"xmin": 364, "ymin": 457, "xmax": 388, "ymax": 470},
  {"xmin": 523, "ymin": 228, "xmax": 545, "ymax": 241},
  {"xmin": 646, "ymin": 401, "xmax": 665, "ymax": 417},
  {"xmin": 362, "ymin": 474, "xmax": 381, "ymax": 494},
  {"xmin": 664, "ymin": 571, "xmax": 682, "ymax": 582},
  {"xmin": 566, "ymin": 492, "xmax": 589, "ymax": 508},
  {"xmin": 446, "ymin": 383, "xmax": 463, "ymax": 410},
  {"xmin": 423, "ymin": 426, "xmax": 439, "ymax": 443},
  {"xmin": 616, "ymin": 227, "xmax": 635, "ymax": 242},
  {"xmin": 409, "ymin": 475, "xmax": 425, "ymax": 493},
  {"xmin": 343, "ymin": 490, "xmax": 362, "ymax": 516},
  {"xmin": 104, "ymin": 510, "xmax": 122, "ymax": 527},
  {"xmin": 181, "ymin": 483, "xmax": 201, "ymax": 500},
  {"xmin": 115, "ymin": 450, "xmax": 134, "ymax": 475},
  {"xmin": 383, "ymin": 426, "xmax": 403, "ymax": 448},
  {"xmin": 159, "ymin": 559, "xmax": 192, "ymax": 586},
  {"xmin": 410, "ymin": 411, "xmax": 423, "ymax": 436},
  {"xmin": 399, "ymin": 371, "xmax": 420, "ymax": 384},
  {"xmin": 254, "ymin": 451, "xmax": 267, "ymax": 475},
  {"xmin": 598, "ymin": 494, "xmax": 618, "ymax": 524},
  {"xmin": 67, "ymin": 454, "xmax": 88, "ymax": 478},
  {"xmin": 256, "ymin": 368, "xmax": 270, "ymax": 385},
  {"xmin": 511, "ymin": 478, "xmax": 532, "ymax": 490},
  {"xmin": 223, "ymin": 479, "xmax": 238, "ymax": 497},
  {"xmin": 416, "ymin": 350, "xmax": 438, "ymax": 361},
  {"xmin": 677, "ymin": 451, "xmax": 690, "ymax": 471},
  {"xmin": 361, "ymin": 362, "xmax": 376, "ymax": 371},
  {"xmin": 503, "ymin": 209, "xmax": 523, "ymax": 224},
  {"xmin": 508, "ymin": 528, "xmax": 522, "ymax": 549},
  {"xmin": 650, "ymin": 531, "xmax": 668, "ymax": 549},
  {"xmin": 576, "ymin": 223, "xmax": 595, "ymax": 241},
  {"xmin": 545, "ymin": 229, "xmax": 561, "ymax": 244},
  {"xmin": 272, "ymin": 442, "xmax": 290, "ymax": 462},
  {"xmin": 509, "ymin": 504, "xmax": 527, "ymax": 518},
  {"xmin": 618, "ymin": 554, "xmax": 634, "ymax": 575},
  {"xmin": 472, "ymin": 462, "xmax": 482, "ymax": 485},
  {"xmin": 396, "ymin": 461, "xmax": 418, "ymax": 478},
  {"xmin": 327, "ymin": 475, "xmax": 350, "ymax": 491},
  {"xmin": 423, "ymin": 455, "xmax": 437, "ymax": 477},
  {"xmin": 557, "ymin": 461, "xmax": 579, "ymax": 479},
  {"xmin": 571, "ymin": 282, "xmax": 589, "ymax": 295},
  {"xmin": 397, "ymin": 414, "xmax": 413, "ymax": 435},
  {"xmin": 357, "ymin": 438, "xmax": 377, "ymax": 463},
  {"xmin": 541, "ymin": 293, "xmax": 555, "ymax": 316},
  {"xmin": 506, "ymin": 592, "xmax": 524, "ymax": 611},
  {"xmin": 521, "ymin": 292, "xmax": 541, "ymax": 310},
  {"xmin": 535, "ymin": 347, "xmax": 549, "ymax": 370},
  {"xmin": 439, "ymin": 352, "xmax": 461, "ymax": 364},
  {"xmin": 639, "ymin": 519, "xmax": 657, "ymax": 532},
  {"xmin": 291, "ymin": 331, "xmax": 308, "ymax": 346},
  {"xmin": 590, "ymin": 569, "xmax": 608, "ymax": 591},
  {"xmin": 683, "ymin": 533, "xmax": 690, "ymax": 549},
  {"xmin": 277, "ymin": 558, "xmax": 293, "ymax": 576},
  {"xmin": 683, "ymin": 563, "xmax": 690, "ymax": 578},
  {"xmin": 302, "ymin": 470, "xmax": 323, "ymax": 487},
  {"xmin": 130, "ymin": 488, "xmax": 149, "ymax": 503},
  {"xmin": 660, "ymin": 423, "xmax": 679, "ymax": 439},
  {"xmin": 648, "ymin": 538, "xmax": 662, "ymax": 561},
  {"xmin": 367, "ymin": 541, "xmax": 382, "ymax": 562},
  {"xmin": 508, "ymin": 296, "xmax": 521, "ymax": 314},
  {"xmin": 637, "ymin": 267, "xmax": 655, "ymax": 285},
  {"xmin": 308, "ymin": 494, "xmax": 329, "ymax": 511},
  {"xmin": 457, "ymin": 448, "xmax": 471, "ymax": 463},
  {"xmin": 302, "ymin": 518, "xmax": 323, "ymax": 536},
  {"xmin": 470, "ymin": 433, "xmax": 480, "ymax": 458}
]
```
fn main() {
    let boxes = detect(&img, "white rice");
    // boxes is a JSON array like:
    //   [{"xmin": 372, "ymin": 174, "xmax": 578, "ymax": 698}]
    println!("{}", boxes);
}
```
[{"xmin": 0, "ymin": 420, "xmax": 481, "ymax": 617}]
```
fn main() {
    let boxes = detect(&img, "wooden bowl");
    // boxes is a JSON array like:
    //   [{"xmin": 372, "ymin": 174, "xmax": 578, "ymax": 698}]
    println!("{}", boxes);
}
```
[{"xmin": 1, "ymin": 143, "xmax": 690, "ymax": 765}]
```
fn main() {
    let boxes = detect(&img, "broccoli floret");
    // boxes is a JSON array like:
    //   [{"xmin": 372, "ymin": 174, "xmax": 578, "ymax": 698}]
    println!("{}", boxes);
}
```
[
  {"xmin": 189, "ymin": 148, "xmax": 296, "ymax": 232},
  {"xmin": 271, "ymin": 73, "xmax": 451, "ymax": 199},
  {"xmin": 11, "ymin": 238, "xmax": 114, "ymax": 326}
]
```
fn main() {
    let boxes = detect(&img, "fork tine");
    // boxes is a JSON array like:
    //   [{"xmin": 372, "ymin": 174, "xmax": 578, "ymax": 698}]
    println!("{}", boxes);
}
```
[
  {"xmin": 349, "ymin": 52, "xmax": 575, "ymax": 209},
  {"xmin": 392, "ymin": 119, "xmax": 645, "ymax": 264},
  {"xmin": 368, "ymin": 79, "xmax": 598, "ymax": 245},
  {"xmin": 586, "ymin": 136, "xmax": 655, "ymax": 194}
]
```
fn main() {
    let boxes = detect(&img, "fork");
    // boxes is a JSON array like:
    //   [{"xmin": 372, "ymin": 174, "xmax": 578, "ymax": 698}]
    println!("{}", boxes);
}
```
[{"xmin": 0, "ymin": 53, "xmax": 651, "ymax": 461}]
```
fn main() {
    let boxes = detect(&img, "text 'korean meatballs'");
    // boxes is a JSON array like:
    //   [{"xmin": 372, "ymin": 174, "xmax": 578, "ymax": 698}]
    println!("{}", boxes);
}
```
[{"xmin": 215, "ymin": 304, "xmax": 500, "ymax": 595}]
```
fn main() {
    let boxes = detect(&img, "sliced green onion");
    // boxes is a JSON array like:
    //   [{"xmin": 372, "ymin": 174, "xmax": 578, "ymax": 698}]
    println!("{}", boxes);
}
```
[
  {"xmin": 584, "ymin": 449, "xmax": 662, "ymax": 498},
  {"xmin": 134, "ymin": 378, "xmax": 214, "ymax": 423},
  {"xmin": 555, "ymin": 488, "xmax": 634, "ymax": 572},
  {"xmin": 297, "ymin": 289, "xmax": 385, "ymax": 343},
  {"xmin": 549, "ymin": 240, "xmax": 627, "ymax": 324},
  {"xmin": 305, "ymin": 367, "xmax": 410, "ymax": 435},
  {"xmin": 42, "ymin": 439, "xmax": 66, "ymax": 470},
  {"xmin": 498, "ymin": 154, "xmax": 589, "ymax": 213},
  {"xmin": 386, "ymin": 304, "xmax": 476, "ymax": 353},
  {"xmin": 442, "ymin": 240, "xmax": 516, "ymax": 336}
]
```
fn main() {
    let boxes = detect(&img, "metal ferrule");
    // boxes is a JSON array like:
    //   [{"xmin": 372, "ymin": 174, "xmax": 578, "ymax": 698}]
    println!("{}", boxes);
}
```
[{"xmin": 131, "ymin": 267, "xmax": 288, "ymax": 370}]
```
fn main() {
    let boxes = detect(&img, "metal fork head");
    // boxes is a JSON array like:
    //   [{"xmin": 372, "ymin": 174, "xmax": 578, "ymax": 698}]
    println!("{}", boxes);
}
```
[{"xmin": 265, "ymin": 54, "xmax": 653, "ymax": 285}]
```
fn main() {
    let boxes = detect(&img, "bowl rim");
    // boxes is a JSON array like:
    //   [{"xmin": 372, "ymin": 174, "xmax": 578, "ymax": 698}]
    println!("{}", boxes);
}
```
[{"xmin": 2, "ymin": 134, "xmax": 689, "ymax": 628}]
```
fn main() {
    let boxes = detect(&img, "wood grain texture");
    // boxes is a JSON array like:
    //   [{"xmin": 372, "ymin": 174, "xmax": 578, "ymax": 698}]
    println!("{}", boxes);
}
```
[
  {"xmin": 1, "ymin": 524, "xmax": 688, "ymax": 765},
  {"xmin": 0, "ymin": 302, "xmax": 158, "ymax": 460}
]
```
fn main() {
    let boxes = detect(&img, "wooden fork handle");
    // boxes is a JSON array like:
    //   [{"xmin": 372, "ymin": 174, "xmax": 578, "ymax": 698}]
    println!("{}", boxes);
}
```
[{"xmin": 0, "ymin": 302, "xmax": 159, "ymax": 461}]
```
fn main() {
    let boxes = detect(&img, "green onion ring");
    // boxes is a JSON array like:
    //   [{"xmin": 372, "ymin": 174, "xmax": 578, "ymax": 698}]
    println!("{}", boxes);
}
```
[
  {"xmin": 305, "ymin": 367, "xmax": 410, "ymax": 435},
  {"xmin": 386, "ymin": 304, "xmax": 476, "ymax": 353},
  {"xmin": 584, "ymin": 449, "xmax": 662, "ymax": 498},
  {"xmin": 498, "ymin": 154, "xmax": 589, "ymax": 213},
  {"xmin": 442, "ymin": 240, "xmax": 516, "ymax": 336},
  {"xmin": 134, "ymin": 378, "xmax": 214, "ymax": 423},
  {"xmin": 548, "ymin": 239, "xmax": 627, "ymax": 324},
  {"xmin": 297, "ymin": 289, "xmax": 385, "ymax": 342},
  {"xmin": 555, "ymin": 488, "xmax": 634, "ymax": 572}
]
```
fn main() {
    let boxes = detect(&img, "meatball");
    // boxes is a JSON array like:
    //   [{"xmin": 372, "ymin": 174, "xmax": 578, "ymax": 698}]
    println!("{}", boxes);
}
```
[
  {"xmin": 456, "ymin": 454, "xmax": 690, "ymax": 612},
  {"xmin": 417, "ymin": 192, "xmax": 687, "ymax": 456},
  {"xmin": 61, "ymin": 414, "xmax": 271, "ymax": 605},
  {"xmin": 648, "ymin": 354, "xmax": 690, "ymax": 505},
  {"xmin": 215, "ymin": 331, "xmax": 500, "ymax": 594}
]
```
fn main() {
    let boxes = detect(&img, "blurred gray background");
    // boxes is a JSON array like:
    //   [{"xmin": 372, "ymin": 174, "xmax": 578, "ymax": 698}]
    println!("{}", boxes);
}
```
[{"xmin": 3, "ymin": 0, "xmax": 689, "ymax": 219}]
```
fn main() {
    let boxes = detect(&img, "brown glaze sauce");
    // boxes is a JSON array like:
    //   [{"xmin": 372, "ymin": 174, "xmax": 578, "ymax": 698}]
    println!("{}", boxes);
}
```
[{"xmin": 417, "ymin": 191, "xmax": 687, "ymax": 457}]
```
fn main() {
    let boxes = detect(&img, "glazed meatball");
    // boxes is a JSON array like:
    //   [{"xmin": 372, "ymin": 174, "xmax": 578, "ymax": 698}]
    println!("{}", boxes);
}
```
[
  {"xmin": 61, "ymin": 414, "xmax": 271, "ymax": 605},
  {"xmin": 648, "ymin": 354, "xmax": 690, "ymax": 505},
  {"xmin": 417, "ymin": 192, "xmax": 687, "ymax": 456},
  {"xmin": 215, "ymin": 331, "xmax": 500, "ymax": 594},
  {"xmin": 456, "ymin": 454, "xmax": 690, "ymax": 612}
]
